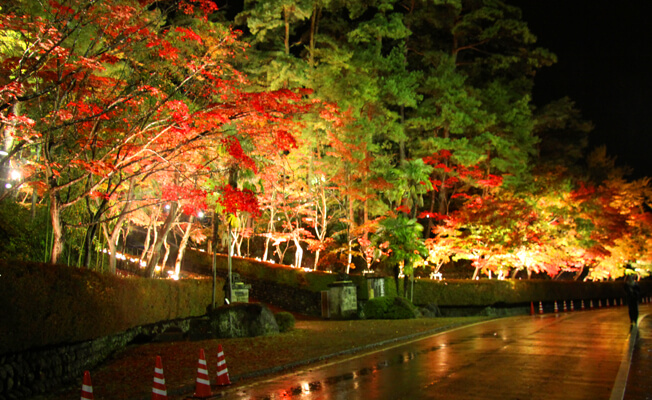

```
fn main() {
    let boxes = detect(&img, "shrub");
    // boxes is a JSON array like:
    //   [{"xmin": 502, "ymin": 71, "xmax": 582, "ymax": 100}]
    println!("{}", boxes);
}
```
[
  {"xmin": 363, "ymin": 296, "xmax": 419, "ymax": 319},
  {"xmin": 387, "ymin": 296, "xmax": 419, "ymax": 319},
  {"xmin": 362, "ymin": 297, "xmax": 390, "ymax": 319},
  {"xmin": 0, "ymin": 200, "xmax": 48, "ymax": 262},
  {"xmin": 274, "ymin": 312, "xmax": 295, "ymax": 332}
]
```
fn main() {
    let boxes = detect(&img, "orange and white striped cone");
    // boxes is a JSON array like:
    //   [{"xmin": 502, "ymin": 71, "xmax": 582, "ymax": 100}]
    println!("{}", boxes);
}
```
[
  {"xmin": 620, "ymin": 298, "xmax": 624, "ymax": 306},
  {"xmin": 581, "ymin": 300, "xmax": 585, "ymax": 310},
  {"xmin": 606, "ymin": 298, "xmax": 610, "ymax": 307},
  {"xmin": 598, "ymin": 299, "xmax": 602, "ymax": 308},
  {"xmin": 570, "ymin": 300, "xmax": 575, "ymax": 311},
  {"xmin": 81, "ymin": 370, "xmax": 94, "ymax": 400},
  {"xmin": 193, "ymin": 349, "xmax": 213, "ymax": 398},
  {"xmin": 562, "ymin": 301, "xmax": 568, "ymax": 312},
  {"xmin": 538, "ymin": 301, "xmax": 544, "ymax": 314},
  {"xmin": 152, "ymin": 356, "xmax": 168, "ymax": 399},
  {"xmin": 216, "ymin": 345, "xmax": 231, "ymax": 386},
  {"xmin": 553, "ymin": 301, "xmax": 558, "ymax": 313}
]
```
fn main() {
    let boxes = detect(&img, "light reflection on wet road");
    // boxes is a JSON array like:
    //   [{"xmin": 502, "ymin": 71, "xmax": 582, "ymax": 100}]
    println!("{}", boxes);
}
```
[{"xmin": 219, "ymin": 305, "xmax": 650, "ymax": 400}]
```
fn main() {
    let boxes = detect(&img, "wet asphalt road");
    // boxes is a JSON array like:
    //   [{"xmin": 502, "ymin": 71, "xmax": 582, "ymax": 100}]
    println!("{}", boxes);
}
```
[{"xmin": 216, "ymin": 304, "xmax": 651, "ymax": 400}]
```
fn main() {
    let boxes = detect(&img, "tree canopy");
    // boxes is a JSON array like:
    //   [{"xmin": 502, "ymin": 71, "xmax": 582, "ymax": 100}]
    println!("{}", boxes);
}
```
[{"xmin": 1, "ymin": 0, "xmax": 650, "ymax": 282}]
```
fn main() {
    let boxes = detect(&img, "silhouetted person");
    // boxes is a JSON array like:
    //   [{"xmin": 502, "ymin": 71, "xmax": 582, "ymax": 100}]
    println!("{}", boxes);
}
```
[{"xmin": 624, "ymin": 274, "xmax": 640, "ymax": 325}]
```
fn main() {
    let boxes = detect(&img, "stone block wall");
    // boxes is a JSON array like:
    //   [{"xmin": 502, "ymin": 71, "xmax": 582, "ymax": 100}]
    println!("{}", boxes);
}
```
[{"xmin": 0, "ymin": 319, "xmax": 192, "ymax": 400}]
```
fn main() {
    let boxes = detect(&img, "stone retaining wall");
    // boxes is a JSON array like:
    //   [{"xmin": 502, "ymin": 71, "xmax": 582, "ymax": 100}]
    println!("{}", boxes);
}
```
[{"xmin": 0, "ymin": 319, "xmax": 192, "ymax": 400}]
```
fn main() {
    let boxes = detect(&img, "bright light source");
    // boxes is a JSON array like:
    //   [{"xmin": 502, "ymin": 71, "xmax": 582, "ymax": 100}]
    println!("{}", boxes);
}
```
[
  {"xmin": 4, "ymin": 183, "xmax": 11, "ymax": 189},
  {"xmin": 164, "ymin": 204, "xmax": 171, "ymax": 210},
  {"xmin": 197, "ymin": 210, "xmax": 204, "ymax": 218},
  {"xmin": 10, "ymin": 170, "xmax": 21, "ymax": 180}
]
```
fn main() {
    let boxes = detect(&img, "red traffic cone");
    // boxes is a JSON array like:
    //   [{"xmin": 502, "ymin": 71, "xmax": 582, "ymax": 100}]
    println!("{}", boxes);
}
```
[
  {"xmin": 581, "ymin": 300, "xmax": 585, "ymax": 310},
  {"xmin": 152, "ymin": 356, "xmax": 168, "ymax": 399},
  {"xmin": 562, "ymin": 300, "xmax": 568, "ymax": 312},
  {"xmin": 538, "ymin": 301, "xmax": 544, "ymax": 314},
  {"xmin": 193, "ymin": 349, "xmax": 213, "ymax": 398},
  {"xmin": 570, "ymin": 300, "xmax": 574, "ymax": 311},
  {"xmin": 590, "ymin": 299, "xmax": 594, "ymax": 309},
  {"xmin": 553, "ymin": 301, "xmax": 558, "ymax": 313},
  {"xmin": 530, "ymin": 302, "xmax": 535, "ymax": 315},
  {"xmin": 216, "ymin": 345, "xmax": 231, "ymax": 386},
  {"xmin": 81, "ymin": 370, "xmax": 94, "ymax": 400}
]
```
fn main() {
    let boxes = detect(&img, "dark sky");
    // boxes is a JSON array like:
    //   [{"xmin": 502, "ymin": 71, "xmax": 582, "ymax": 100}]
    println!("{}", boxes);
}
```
[{"xmin": 510, "ymin": 0, "xmax": 652, "ymax": 179}]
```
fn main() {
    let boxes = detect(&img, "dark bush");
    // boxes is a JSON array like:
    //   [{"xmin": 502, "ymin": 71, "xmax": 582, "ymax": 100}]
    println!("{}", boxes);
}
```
[
  {"xmin": 363, "ymin": 296, "xmax": 392, "ymax": 319},
  {"xmin": 274, "ymin": 311, "xmax": 296, "ymax": 332},
  {"xmin": 363, "ymin": 296, "xmax": 419, "ymax": 319},
  {"xmin": 388, "ymin": 296, "xmax": 419, "ymax": 319},
  {"xmin": 0, "ymin": 200, "xmax": 48, "ymax": 262}
]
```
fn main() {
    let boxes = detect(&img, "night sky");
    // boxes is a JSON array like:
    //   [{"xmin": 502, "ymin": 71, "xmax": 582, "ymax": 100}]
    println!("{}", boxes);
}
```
[{"xmin": 511, "ymin": 0, "xmax": 652, "ymax": 179}]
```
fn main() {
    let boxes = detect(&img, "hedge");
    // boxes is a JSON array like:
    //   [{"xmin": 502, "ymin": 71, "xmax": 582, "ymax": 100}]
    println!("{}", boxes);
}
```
[
  {"xmin": 182, "ymin": 250, "xmax": 651, "ymax": 308},
  {"xmin": 0, "ymin": 260, "xmax": 218, "ymax": 355}
]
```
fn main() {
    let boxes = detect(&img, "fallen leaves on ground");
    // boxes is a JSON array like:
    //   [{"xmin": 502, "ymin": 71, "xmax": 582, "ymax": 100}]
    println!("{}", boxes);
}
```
[{"xmin": 42, "ymin": 317, "xmax": 486, "ymax": 400}]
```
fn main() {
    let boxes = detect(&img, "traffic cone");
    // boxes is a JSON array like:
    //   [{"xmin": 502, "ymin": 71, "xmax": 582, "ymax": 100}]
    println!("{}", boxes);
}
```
[
  {"xmin": 81, "ymin": 370, "xmax": 94, "ymax": 400},
  {"xmin": 598, "ymin": 299, "xmax": 602, "ymax": 308},
  {"xmin": 581, "ymin": 300, "xmax": 585, "ymax": 310},
  {"xmin": 193, "ymin": 349, "xmax": 213, "ymax": 398},
  {"xmin": 563, "ymin": 300, "xmax": 568, "ymax": 312},
  {"xmin": 590, "ymin": 299, "xmax": 594, "ymax": 309},
  {"xmin": 538, "ymin": 301, "xmax": 544, "ymax": 314},
  {"xmin": 554, "ymin": 301, "xmax": 559, "ymax": 313},
  {"xmin": 152, "ymin": 356, "xmax": 168, "ymax": 399},
  {"xmin": 530, "ymin": 302, "xmax": 535, "ymax": 315},
  {"xmin": 620, "ymin": 298, "xmax": 624, "ymax": 306},
  {"xmin": 570, "ymin": 300, "xmax": 575, "ymax": 311},
  {"xmin": 606, "ymin": 299, "xmax": 610, "ymax": 307},
  {"xmin": 216, "ymin": 344, "xmax": 231, "ymax": 386}
]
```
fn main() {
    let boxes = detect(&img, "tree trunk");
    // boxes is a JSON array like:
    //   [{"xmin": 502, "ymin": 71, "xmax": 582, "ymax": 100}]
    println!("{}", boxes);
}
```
[
  {"xmin": 293, "ymin": 235, "xmax": 303, "ymax": 268},
  {"xmin": 82, "ymin": 222, "xmax": 100, "ymax": 268},
  {"xmin": 174, "ymin": 216, "xmax": 195, "ymax": 278},
  {"xmin": 263, "ymin": 203, "xmax": 276, "ymax": 262},
  {"xmin": 425, "ymin": 189, "xmax": 436, "ymax": 239},
  {"xmin": 308, "ymin": 4, "xmax": 321, "ymax": 68},
  {"xmin": 403, "ymin": 274, "xmax": 409, "ymax": 298},
  {"xmin": 393, "ymin": 264, "xmax": 400, "ymax": 295},
  {"xmin": 49, "ymin": 193, "xmax": 64, "ymax": 264},
  {"xmin": 145, "ymin": 202, "xmax": 179, "ymax": 277},
  {"xmin": 161, "ymin": 239, "xmax": 171, "ymax": 271},
  {"xmin": 283, "ymin": 6, "xmax": 290, "ymax": 56}
]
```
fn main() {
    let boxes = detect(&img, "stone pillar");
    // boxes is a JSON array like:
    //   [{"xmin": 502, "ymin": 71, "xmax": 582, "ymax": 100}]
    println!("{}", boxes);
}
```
[
  {"xmin": 232, "ymin": 282, "xmax": 251, "ymax": 303},
  {"xmin": 327, "ymin": 280, "xmax": 357, "ymax": 319},
  {"xmin": 365, "ymin": 275, "xmax": 385, "ymax": 299}
]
